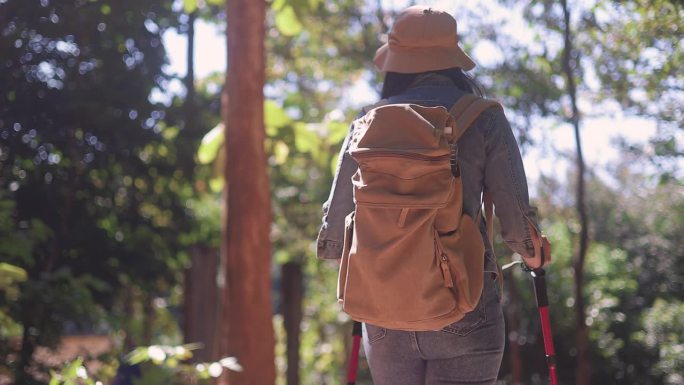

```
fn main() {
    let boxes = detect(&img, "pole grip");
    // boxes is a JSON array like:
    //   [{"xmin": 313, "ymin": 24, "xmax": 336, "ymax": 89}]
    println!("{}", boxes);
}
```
[{"xmin": 531, "ymin": 268, "xmax": 549, "ymax": 307}]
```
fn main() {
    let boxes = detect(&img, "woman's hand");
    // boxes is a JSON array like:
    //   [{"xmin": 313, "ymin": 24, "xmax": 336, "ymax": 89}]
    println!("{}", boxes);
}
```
[{"xmin": 523, "ymin": 222, "xmax": 552, "ymax": 270}]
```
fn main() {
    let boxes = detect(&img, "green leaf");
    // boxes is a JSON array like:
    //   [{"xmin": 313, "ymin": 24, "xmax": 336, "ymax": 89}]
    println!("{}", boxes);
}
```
[
  {"xmin": 274, "ymin": 249, "xmax": 291, "ymax": 264},
  {"xmin": 209, "ymin": 177, "xmax": 224, "ymax": 193},
  {"xmin": 274, "ymin": 6, "xmax": 303, "ymax": 37},
  {"xmin": 264, "ymin": 100, "xmax": 291, "ymax": 132},
  {"xmin": 161, "ymin": 125, "xmax": 179, "ymax": 141},
  {"xmin": 0, "ymin": 263, "xmax": 28, "ymax": 283},
  {"xmin": 330, "ymin": 153, "xmax": 340, "ymax": 176},
  {"xmin": 30, "ymin": 218, "xmax": 53, "ymax": 242},
  {"xmin": 183, "ymin": 0, "xmax": 197, "ymax": 13},
  {"xmin": 327, "ymin": 121, "xmax": 348, "ymax": 145},
  {"xmin": 273, "ymin": 141, "xmax": 290, "ymax": 165},
  {"xmin": 48, "ymin": 371, "xmax": 60, "ymax": 385},
  {"xmin": 271, "ymin": 0, "xmax": 287, "ymax": 11},
  {"xmin": 63, "ymin": 358, "xmax": 83, "ymax": 379},
  {"xmin": 126, "ymin": 347, "xmax": 150, "ymax": 365},
  {"xmin": 294, "ymin": 123, "xmax": 320, "ymax": 154},
  {"xmin": 166, "ymin": 357, "xmax": 178, "ymax": 368},
  {"xmin": 197, "ymin": 123, "xmax": 224, "ymax": 165}
]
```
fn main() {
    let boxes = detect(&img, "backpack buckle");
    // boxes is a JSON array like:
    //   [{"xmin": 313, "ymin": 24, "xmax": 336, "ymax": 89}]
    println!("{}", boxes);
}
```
[{"xmin": 444, "ymin": 116, "xmax": 456, "ymax": 142}]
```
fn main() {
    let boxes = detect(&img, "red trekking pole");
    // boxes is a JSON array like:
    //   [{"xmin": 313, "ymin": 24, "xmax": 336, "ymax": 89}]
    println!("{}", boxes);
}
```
[
  {"xmin": 346, "ymin": 321, "xmax": 363, "ymax": 385},
  {"xmin": 530, "ymin": 268, "xmax": 559, "ymax": 385},
  {"xmin": 503, "ymin": 261, "xmax": 559, "ymax": 384}
]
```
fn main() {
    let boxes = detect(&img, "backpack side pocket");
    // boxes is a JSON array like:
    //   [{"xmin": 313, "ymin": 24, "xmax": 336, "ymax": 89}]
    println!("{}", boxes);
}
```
[
  {"xmin": 337, "ymin": 212, "xmax": 355, "ymax": 301},
  {"xmin": 438, "ymin": 213, "xmax": 485, "ymax": 313}
]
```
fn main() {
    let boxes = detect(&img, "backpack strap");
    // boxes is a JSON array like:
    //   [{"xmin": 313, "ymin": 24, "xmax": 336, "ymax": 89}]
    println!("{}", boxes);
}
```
[
  {"xmin": 447, "ymin": 95, "xmax": 503, "ymax": 142},
  {"xmin": 483, "ymin": 191, "xmax": 494, "ymax": 248},
  {"xmin": 361, "ymin": 99, "xmax": 389, "ymax": 114},
  {"xmin": 448, "ymin": 94, "xmax": 479, "ymax": 119},
  {"xmin": 449, "ymin": 95, "xmax": 504, "ymax": 292}
]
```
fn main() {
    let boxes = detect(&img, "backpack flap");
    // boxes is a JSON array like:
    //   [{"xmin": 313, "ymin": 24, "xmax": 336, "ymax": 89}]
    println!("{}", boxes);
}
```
[
  {"xmin": 349, "ymin": 104, "xmax": 454, "ymax": 208},
  {"xmin": 351, "ymin": 104, "xmax": 452, "ymax": 153}
]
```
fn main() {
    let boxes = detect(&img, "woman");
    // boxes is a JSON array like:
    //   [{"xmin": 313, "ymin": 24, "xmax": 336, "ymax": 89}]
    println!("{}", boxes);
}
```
[{"xmin": 317, "ymin": 6, "xmax": 549, "ymax": 384}]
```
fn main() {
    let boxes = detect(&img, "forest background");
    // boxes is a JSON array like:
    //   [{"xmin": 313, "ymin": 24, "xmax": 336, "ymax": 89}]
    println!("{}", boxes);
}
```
[{"xmin": 0, "ymin": 0, "xmax": 682, "ymax": 384}]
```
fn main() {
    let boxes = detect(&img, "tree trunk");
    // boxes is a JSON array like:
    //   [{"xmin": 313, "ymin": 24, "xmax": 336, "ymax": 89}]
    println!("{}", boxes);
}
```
[
  {"xmin": 123, "ymin": 285, "xmax": 136, "ymax": 351},
  {"xmin": 560, "ymin": 1, "xmax": 590, "ymax": 384},
  {"xmin": 184, "ymin": 246, "xmax": 221, "ymax": 362},
  {"xmin": 282, "ymin": 263, "xmax": 303, "ymax": 385},
  {"xmin": 142, "ymin": 294, "xmax": 155, "ymax": 346},
  {"xmin": 185, "ymin": 11, "xmax": 196, "ymax": 120},
  {"xmin": 505, "ymin": 277, "xmax": 524, "ymax": 384},
  {"xmin": 219, "ymin": 0, "xmax": 275, "ymax": 384},
  {"xmin": 15, "ymin": 317, "xmax": 35, "ymax": 384}
]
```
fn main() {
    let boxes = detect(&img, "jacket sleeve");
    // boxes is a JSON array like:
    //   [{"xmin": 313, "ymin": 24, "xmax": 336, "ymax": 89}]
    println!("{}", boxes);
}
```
[
  {"xmin": 315, "ymin": 122, "xmax": 358, "ymax": 259},
  {"xmin": 482, "ymin": 109, "xmax": 540, "ymax": 259}
]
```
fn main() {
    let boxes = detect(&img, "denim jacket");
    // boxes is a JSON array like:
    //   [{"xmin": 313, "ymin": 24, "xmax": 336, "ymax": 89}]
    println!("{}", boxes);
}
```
[{"xmin": 316, "ymin": 76, "xmax": 540, "ymax": 268}]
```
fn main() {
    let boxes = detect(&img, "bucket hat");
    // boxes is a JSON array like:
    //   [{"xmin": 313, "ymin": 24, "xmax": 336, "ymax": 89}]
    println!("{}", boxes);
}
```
[{"xmin": 373, "ymin": 6, "xmax": 475, "ymax": 73}]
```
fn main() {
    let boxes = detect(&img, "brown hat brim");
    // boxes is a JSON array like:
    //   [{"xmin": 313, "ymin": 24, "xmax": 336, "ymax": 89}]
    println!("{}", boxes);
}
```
[{"xmin": 374, "ymin": 43, "xmax": 476, "ymax": 73}]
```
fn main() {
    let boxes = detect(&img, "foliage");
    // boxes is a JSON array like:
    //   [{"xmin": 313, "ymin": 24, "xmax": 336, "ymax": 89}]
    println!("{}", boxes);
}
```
[
  {"xmin": 266, "ymin": 0, "xmax": 386, "ymax": 115},
  {"xmin": 584, "ymin": 0, "xmax": 683, "ymax": 126},
  {"xmin": 47, "ymin": 345, "xmax": 241, "ymax": 385},
  {"xmin": 640, "ymin": 299, "xmax": 684, "ymax": 385},
  {"xmin": 0, "ymin": 0, "xmax": 220, "ymax": 382},
  {"xmin": 48, "ymin": 358, "xmax": 95, "ymax": 385},
  {"xmin": 0, "ymin": 262, "xmax": 26, "ymax": 339},
  {"xmin": 524, "ymin": 168, "xmax": 684, "ymax": 384}
]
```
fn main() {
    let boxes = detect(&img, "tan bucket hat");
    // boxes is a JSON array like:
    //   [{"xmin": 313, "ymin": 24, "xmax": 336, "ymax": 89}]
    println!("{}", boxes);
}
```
[{"xmin": 374, "ymin": 6, "xmax": 475, "ymax": 73}]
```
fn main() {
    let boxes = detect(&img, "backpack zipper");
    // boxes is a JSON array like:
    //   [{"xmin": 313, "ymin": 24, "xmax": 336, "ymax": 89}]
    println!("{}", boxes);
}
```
[
  {"xmin": 435, "ymin": 234, "xmax": 455, "ymax": 289},
  {"xmin": 440, "ymin": 253, "xmax": 455, "ymax": 288}
]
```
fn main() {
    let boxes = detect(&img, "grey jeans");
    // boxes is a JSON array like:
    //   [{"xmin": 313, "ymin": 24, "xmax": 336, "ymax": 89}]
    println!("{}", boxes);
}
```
[{"xmin": 362, "ymin": 274, "xmax": 504, "ymax": 385}]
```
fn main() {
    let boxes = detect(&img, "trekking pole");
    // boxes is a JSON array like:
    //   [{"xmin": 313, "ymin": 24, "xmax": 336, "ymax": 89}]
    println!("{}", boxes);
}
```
[
  {"xmin": 346, "ymin": 321, "xmax": 363, "ymax": 385},
  {"xmin": 530, "ymin": 267, "xmax": 559, "ymax": 385},
  {"xmin": 501, "ymin": 259, "xmax": 558, "ymax": 385}
]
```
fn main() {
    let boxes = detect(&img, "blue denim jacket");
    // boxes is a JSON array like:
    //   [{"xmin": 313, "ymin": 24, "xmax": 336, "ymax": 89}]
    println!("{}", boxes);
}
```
[{"xmin": 316, "ymin": 78, "xmax": 540, "ymax": 268}]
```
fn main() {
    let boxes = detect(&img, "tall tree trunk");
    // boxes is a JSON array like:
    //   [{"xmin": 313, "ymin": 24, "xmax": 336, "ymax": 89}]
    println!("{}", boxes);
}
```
[
  {"xmin": 505, "ymin": 278, "xmax": 524, "ymax": 384},
  {"xmin": 184, "ymin": 246, "xmax": 221, "ymax": 362},
  {"xmin": 123, "ymin": 285, "xmax": 136, "ymax": 350},
  {"xmin": 560, "ymin": 1, "xmax": 590, "ymax": 384},
  {"xmin": 282, "ymin": 263, "xmax": 303, "ymax": 385},
  {"xmin": 220, "ymin": 0, "xmax": 275, "ymax": 384},
  {"xmin": 15, "ymin": 317, "xmax": 35, "ymax": 384},
  {"xmin": 142, "ymin": 293, "xmax": 155, "ymax": 345},
  {"xmin": 185, "ymin": 11, "xmax": 196, "ymax": 120}
]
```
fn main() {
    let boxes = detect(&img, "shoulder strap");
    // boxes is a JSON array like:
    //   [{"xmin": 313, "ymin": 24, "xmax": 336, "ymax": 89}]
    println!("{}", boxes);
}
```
[
  {"xmin": 361, "ymin": 99, "xmax": 389, "ymax": 114},
  {"xmin": 447, "ymin": 95, "xmax": 503, "ymax": 142},
  {"xmin": 483, "ymin": 191, "xmax": 494, "ymax": 247},
  {"xmin": 448, "ymin": 94, "xmax": 479, "ymax": 118}
]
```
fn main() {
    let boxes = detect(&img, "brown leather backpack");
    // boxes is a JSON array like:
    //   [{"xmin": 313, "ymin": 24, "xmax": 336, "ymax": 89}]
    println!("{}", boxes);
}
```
[{"xmin": 337, "ymin": 94, "xmax": 502, "ymax": 331}]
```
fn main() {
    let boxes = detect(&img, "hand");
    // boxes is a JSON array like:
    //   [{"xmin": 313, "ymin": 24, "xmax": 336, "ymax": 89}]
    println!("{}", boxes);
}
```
[{"xmin": 523, "ymin": 223, "xmax": 552, "ymax": 270}]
